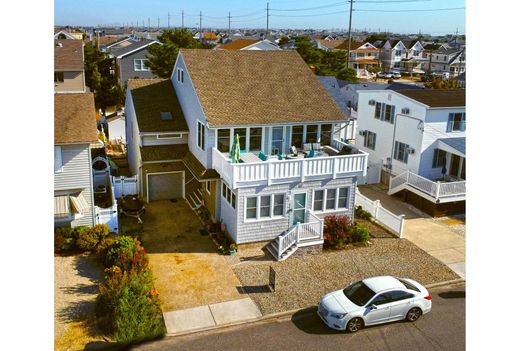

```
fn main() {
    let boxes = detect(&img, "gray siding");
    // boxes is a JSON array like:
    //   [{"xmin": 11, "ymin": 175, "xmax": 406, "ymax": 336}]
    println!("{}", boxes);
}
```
[
  {"xmin": 54, "ymin": 144, "xmax": 95, "ymax": 227},
  {"xmin": 232, "ymin": 177, "xmax": 357, "ymax": 244},
  {"xmin": 119, "ymin": 49, "xmax": 156, "ymax": 87}
]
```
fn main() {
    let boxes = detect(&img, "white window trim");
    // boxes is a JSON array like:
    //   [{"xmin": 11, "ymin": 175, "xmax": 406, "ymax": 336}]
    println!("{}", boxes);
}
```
[
  {"xmin": 313, "ymin": 188, "xmax": 350, "ymax": 213},
  {"xmin": 133, "ymin": 59, "xmax": 150, "ymax": 72},
  {"xmin": 244, "ymin": 193, "xmax": 286, "ymax": 222},
  {"xmin": 197, "ymin": 121, "xmax": 205, "ymax": 151},
  {"xmin": 221, "ymin": 182, "xmax": 236, "ymax": 209},
  {"xmin": 157, "ymin": 133, "xmax": 182, "ymax": 139},
  {"xmin": 177, "ymin": 68, "xmax": 184, "ymax": 83},
  {"xmin": 54, "ymin": 146, "xmax": 63, "ymax": 173}
]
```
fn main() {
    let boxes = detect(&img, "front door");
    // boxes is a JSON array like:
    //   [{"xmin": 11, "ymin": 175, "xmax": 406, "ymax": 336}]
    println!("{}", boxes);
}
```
[
  {"xmin": 449, "ymin": 154, "xmax": 461, "ymax": 178},
  {"xmin": 292, "ymin": 192, "xmax": 307, "ymax": 225}
]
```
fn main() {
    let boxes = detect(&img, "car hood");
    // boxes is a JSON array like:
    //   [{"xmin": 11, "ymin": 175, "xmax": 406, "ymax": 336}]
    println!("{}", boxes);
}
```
[{"xmin": 321, "ymin": 290, "xmax": 359, "ymax": 314}]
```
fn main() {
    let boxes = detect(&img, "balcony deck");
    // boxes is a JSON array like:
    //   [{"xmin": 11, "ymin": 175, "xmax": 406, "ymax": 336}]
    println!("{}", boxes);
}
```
[{"xmin": 212, "ymin": 139, "xmax": 368, "ymax": 188}]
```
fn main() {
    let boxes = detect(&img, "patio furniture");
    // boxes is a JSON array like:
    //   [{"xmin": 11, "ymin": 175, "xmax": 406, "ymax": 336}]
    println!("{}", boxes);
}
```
[
  {"xmin": 304, "ymin": 149, "xmax": 315, "ymax": 158},
  {"xmin": 258, "ymin": 152, "xmax": 268, "ymax": 161},
  {"xmin": 241, "ymin": 152, "xmax": 263, "ymax": 163},
  {"xmin": 290, "ymin": 146, "xmax": 298, "ymax": 156},
  {"xmin": 277, "ymin": 153, "xmax": 283, "ymax": 160},
  {"xmin": 120, "ymin": 195, "xmax": 145, "ymax": 224}
]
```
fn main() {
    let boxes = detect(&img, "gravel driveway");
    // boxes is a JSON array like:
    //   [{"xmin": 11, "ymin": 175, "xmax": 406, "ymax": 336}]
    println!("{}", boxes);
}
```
[
  {"xmin": 233, "ymin": 238, "xmax": 459, "ymax": 315},
  {"xmin": 54, "ymin": 253, "xmax": 104, "ymax": 340}
]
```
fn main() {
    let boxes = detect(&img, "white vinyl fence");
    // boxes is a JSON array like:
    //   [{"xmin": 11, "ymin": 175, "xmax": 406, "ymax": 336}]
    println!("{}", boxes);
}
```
[
  {"xmin": 112, "ymin": 175, "xmax": 138, "ymax": 199},
  {"xmin": 355, "ymin": 189, "xmax": 405, "ymax": 238}
]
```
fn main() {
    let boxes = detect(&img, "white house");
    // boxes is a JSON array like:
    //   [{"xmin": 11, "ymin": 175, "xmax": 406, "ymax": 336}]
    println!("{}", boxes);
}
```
[
  {"xmin": 354, "ymin": 89, "xmax": 465, "ymax": 216},
  {"xmin": 379, "ymin": 40, "xmax": 408, "ymax": 72},
  {"xmin": 216, "ymin": 38, "xmax": 281, "ymax": 51},
  {"xmin": 125, "ymin": 49, "xmax": 368, "ymax": 260}
]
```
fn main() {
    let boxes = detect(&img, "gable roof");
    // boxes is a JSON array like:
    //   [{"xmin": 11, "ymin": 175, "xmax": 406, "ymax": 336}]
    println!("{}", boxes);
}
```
[
  {"xmin": 128, "ymin": 79, "xmax": 188, "ymax": 133},
  {"xmin": 55, "ymin": 93, "xmax": 98, "ymax": 144},
  {"xmin": 396, "ymin": 89, "xmax": 465, "ymax": 108},
  {"xmin": 217, "ymin": 39, "xmax": 260, "ymax": 50},
  {"xmin": 110, "ymin": 39, "xmax": 159, "ymax": 58},
  {"xmin": 55, "ymin": 39, "xmax": 84, "ymax": 70},
  {"xmin": 315, "ymin": 39, "xmax": 344, "ymax": 50},
  {"xmin": 317, "ymin": 76, "xmax": 350, "ymax": 117},
  {"xmin": 54, "ymin": 31, "xmax": 76, "ymax": 40},
  {"xmin": 179, "ymin": 49, "xmax": 347, "ymax": 126}
]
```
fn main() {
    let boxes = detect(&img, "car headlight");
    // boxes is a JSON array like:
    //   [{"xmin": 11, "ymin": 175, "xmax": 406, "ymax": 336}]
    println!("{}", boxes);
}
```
[{"xmin": 330, "ymin": 313, "xmax": 348, "ymax": 319}]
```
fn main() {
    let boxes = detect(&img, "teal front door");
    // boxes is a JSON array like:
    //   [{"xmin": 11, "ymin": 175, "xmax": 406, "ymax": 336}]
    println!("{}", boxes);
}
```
[{"xmin": 292, "ymin": 193, "xmax": 307, "ymax": 225}]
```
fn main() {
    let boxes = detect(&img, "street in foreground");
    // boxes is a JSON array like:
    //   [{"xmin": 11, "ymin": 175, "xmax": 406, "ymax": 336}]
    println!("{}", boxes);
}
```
[{"xmin": 134, "ymin": 283, "xmax": 465, "ymax": 351}]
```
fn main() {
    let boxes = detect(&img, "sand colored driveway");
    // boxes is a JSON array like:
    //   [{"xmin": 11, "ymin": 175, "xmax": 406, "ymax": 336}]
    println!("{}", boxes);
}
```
[{"xmin": 138, "ymin": 200, "xmax": 243, "ymax": 312}]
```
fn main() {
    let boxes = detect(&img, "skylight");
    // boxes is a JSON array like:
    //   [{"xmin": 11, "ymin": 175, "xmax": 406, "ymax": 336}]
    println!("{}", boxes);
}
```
[{"xmin": 160, "ymin": 112, "xmax": 173, "ymax": 121}]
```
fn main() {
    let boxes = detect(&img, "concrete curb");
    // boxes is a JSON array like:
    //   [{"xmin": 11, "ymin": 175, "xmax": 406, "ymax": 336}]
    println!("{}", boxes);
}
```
[{"xmin": 166, "ymin": 278, "xmax": 465, "ymax": 338}]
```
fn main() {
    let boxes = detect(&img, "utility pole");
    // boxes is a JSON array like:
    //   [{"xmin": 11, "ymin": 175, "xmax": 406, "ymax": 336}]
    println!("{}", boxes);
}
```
[
  {"xmin": 266, "ymin": 2, "xmax": 270, "ymax": 36},
  {"xmin": 346, "ymin": 0, "xmax": 354, "ymax": 69},
  {"xmin": 182, "ymin": 10, "xmax": 184, "ymax": 30},
  {"xmin": 199, "ymin": 11, "xmax": 202, "ymax": 42},
  {"xmin": 228, "ymin": 12, "xmax": 231, "ymax": 37},
  {"xmin": 168, "ymin": 12, "xmax": 170, "ymax": 28},
  {"xmin": 148, "ymin": 17, "xmax": 150, "ymax": 32},
  {"xmin": 142, "ymin": 20, "xmax": 144, "ymax": 31}
]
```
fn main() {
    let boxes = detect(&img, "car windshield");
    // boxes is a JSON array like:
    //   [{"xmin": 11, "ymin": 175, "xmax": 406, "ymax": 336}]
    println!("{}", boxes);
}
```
[{"xmin": 343, "ymin": 281, "xmax": 376, "ymax": 306}]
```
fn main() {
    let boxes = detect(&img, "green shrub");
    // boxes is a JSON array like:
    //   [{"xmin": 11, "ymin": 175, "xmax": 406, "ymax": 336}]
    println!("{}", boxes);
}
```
[
  {"xmin": 353, "ymin": 224, "xmax": 370, "ymax": 243},
  {"xmin": 96, "ymin": 234, "xmax": 118, "ymax": 258},
  {"xmin": 97, "ymin": 266, "xmax": 165, "ymax": 344},
  {"xmin": 54, "ymin": 227, "xmax": 75, "ymax": 253},
  {"xmin": 90, "ymin": 224, "xmax": 110, "ymax": 241},
  {"xmin": 104, "ymin": 236, "xmax": 148, "ymax": 273},
  {"xmin": 323, "ymin": 215, "xmax": 354, "ymax": 249},
  {"xmin": 355, "ymin": 205, "xmax": 372, "ymax": 220},
  {"xmin": 76, "ymin": 227, "xmax": 100, "ymax": 251},
  {"xmin": 73, "ymin": 226, "xmax": 90, "ymax": 240}
]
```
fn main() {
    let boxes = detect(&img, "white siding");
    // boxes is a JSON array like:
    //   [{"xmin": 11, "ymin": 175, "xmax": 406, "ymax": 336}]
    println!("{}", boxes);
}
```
[
  {"xmin": 172, "ymin": 54, "xmax": 211, "ymax": 168},
  {"xmin": 54, "ymin": 144, "xmax": 95, "ymax": 227},
  {"xmin": 141, "ymin": 133, "xmax": 189, "ymax": 146},
  {"xmin": 218, "ymin": 180, "xmax": 238, "ymax": 242},
  {"xmin": 108, "ymin": 117, "xmax": 126, "ymax": 142},
  {"xmin": 125, "ymin": 89, "xmax": 142, "ymax": 177}
]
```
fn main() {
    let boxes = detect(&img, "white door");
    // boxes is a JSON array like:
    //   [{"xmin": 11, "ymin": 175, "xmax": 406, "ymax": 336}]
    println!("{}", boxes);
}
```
[
  {"xmin": 364, "ymin": 293, "xmax": 392, "ymax": 325},
  {"xmin": 148, "ymin": 172, "xmax": 184, "ymax": 202},
  {"xmin": 364, "ymin": 163, "xmax": 381, "ymax": 184},
  {"xmin": 386, "ymin": 290, "xmax": 415, "ymax": 320}
]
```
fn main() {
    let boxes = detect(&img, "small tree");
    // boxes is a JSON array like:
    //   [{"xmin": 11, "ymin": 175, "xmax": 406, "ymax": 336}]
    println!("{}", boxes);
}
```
[
  {"xmin": 278, "ymin": 36, "xmax": 289, "ymax": 46},
  {"xmin": 336, "ymin": 67, "xmax": 359, "ymax": 83}
]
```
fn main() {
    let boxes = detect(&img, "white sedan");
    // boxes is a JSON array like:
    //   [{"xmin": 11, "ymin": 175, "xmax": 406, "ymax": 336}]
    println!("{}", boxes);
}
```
[{"xmin": 318, "ymin": 276, "xmax": 431, "ymax": 332}]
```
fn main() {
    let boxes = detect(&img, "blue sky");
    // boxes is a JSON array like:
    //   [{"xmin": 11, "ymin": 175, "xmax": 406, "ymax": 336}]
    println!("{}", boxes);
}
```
[{"xmin": 54, "ymin": 0, "xmax": 465, "ymax": 35}]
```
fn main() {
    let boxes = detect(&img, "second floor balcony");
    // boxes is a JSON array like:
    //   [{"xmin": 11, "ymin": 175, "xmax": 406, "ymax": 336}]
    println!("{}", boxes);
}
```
[{"xmin": 212, "ymin": 139, "xmax": 368, "ymax": 189}]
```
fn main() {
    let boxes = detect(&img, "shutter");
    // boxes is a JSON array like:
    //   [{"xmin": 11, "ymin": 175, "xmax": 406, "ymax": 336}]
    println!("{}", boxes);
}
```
[
  {"xmin": 461, "ymin": 113, "xmax": 466, "ymax": 131},
  {"xmin": 447, "ymin": 113, "xmax": 454, "ymax": 132},
  {"xmin": 390, "ymin": 106, "xmax": 396, "ymax": 124},
  {"xmin": 432, "ymin": 149, "xmax": 439, "ymax": 168},
  {"xmin": 372, "ymin": 133, "xmax": 377, "ymax": 150},
  {"xmin": 404, "ymin": 144, "xmax": 409, "ymax": 163},
  {"xmin": 393, "ymin": 142, "xmax": 398, "ymax": 159},
  {"xmin": 54, "ymin": 146, "xmax": 62, "ymax": 172}
]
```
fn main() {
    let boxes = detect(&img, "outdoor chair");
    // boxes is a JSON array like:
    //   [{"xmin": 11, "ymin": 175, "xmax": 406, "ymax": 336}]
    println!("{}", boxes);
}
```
[{"xmin": 259, "ymin": 152, "xmax": 268, "ymax": 161}]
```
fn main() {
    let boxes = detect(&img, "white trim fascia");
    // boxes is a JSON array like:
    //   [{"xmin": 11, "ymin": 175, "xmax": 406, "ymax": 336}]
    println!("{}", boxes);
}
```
[
  {"xmin": 116, "ymin": 41, "xmax": 162, "ymax": 59},
  {"xmin": 176, "ymin": 52, "xmax": 210, "ymax": 125},
  {"xmin": 106, "ymin": 37, "xmax": 134, "ymax": 49}
]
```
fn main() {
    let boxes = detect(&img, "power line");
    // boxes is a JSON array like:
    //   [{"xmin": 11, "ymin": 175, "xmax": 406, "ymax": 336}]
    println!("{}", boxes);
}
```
[
  {"xmin": 270, "ymin": 1, "xmax": 347, "ymax": 11},
  {"xmin": 355, "ymin": 7, "xmax": 465, "ymax": 12}
]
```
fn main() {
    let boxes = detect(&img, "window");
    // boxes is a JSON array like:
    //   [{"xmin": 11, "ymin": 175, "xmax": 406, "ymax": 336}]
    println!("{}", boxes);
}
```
[
  {"xmin": 160, "ymin": 112, "xmax": 173, "ymax": 121},
  {"xmin": 217, "ymin": 129, "xmax": 230, "ymax": 152},
  {"xmin": 260, "ymin": 196, "xmax": 270, "ymax": 218},
  {"xmin": 374, "ymin": 102, "xmax": 382, "ymax": 119},
  {"xmin": 306, "ymin": 125, "xmax": 318, "ymax": 144},
  {"xmin": 444, "ymin": 56, "xmax": 447, "ymax": 61},
  {"xmin": 395, "ymin": 50, "xmax": 402, "ymax": 56},
  {"xmin": 338, "ymin": 188, "xmax": 349, "ymax": 208},
  {"xmin": 364, "ymin": 131, "xmax": 376, "ymax": 150},
  {"xmin": 133, "ymin": 59, "xmax": 150, "ymax": 71},
  {"xmin": 370, "ymin": 294, "xmax": 390, "ymax": 306},
  {"xmin": 177, "ymin": 68, "xmax": 184, "ymax": 82},
  {"xmin": 271, "ymin": 127, "xmax": 284, "ymax": 155},
  {"xmin": 313, "ymin": 190, "xmax": 324, "ymax": 212},
  {"xmin": 245, "ymin": 194, "xmax": 285, "ymax": 220},
  {"xmin": 413, "ymin": 50, "xmax": 419, "ymax": 56},
  {"xmin": 197, "ymin": 121, "xmax": 205, "ymax": 150},
  {"xmin": 326, "ymin": 189, "xmax": 336, "ymax": 210},
  {"xmin": 320, "ymin": 124, "xmax": 332, "ymax": 146},
  {"xmin": 447, "ymin": 113, "xmax": 466, "ymax": 132},
  {"xmin": 397, "ymin": 278, "xmax": 421, "ymax": 292},
  {"xmin": 383, "ymin": 104, "xmax": 395, "ymax": 123},
  {"xmin": 393, "ymin": 141, "xmax": 409, "ymax": 163},
  {"xmin": 234, "ymin": 128, "xmax": 247, "ymax": 152},
  {"xmin": 246, "ymin": 197, "xmax": 257, "ymax": 219},
  {"xmin": 249, "ymin": 128, "xmax": 262, "ymax": 151},
  {"xmin": 157, "ymin": 133, "xmax": 181, "ymax": 139},
  {"xmin": 432, "ymin": 149, "xmax": 447, "ymax": 168},
  {"xmin": 273, "ymin": 194, "xmax": 284, "ymax": 216},
  {"xmin": 54, "ymin": 146, "xmax": 63, "ymax": 173},
  {"xmin": 221, "ymin": 182, "xmax": 235, "ymax": 209},
  {"xmin": 386, "ymin": 290, "xmax": 415, "ymax": 302},
  {"xmin": 54, "ymin": 72, "xmax": 64, "ymax": 83},
  {"xmin": 292, "ymin": 126, "xmax": 304, "ymax": 149}
]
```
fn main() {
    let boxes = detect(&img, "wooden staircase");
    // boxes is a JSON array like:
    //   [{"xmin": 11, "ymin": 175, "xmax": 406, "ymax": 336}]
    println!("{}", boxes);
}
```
[{"xmin": 186, "ymin": 188, "xmax": 204, "ymax": 210}]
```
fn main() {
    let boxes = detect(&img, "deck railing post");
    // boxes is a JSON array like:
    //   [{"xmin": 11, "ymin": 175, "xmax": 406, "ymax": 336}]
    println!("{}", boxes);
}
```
[
  {"xmin": 399, "ymin": 214, "xmax": 405, "ymax": 238},
  {"xmin": 374, "ymin": 200, "xmax": 380, "ymax": 220},
  {"xmin": 267, "ymin": 161, "xmax": 272, "ymax": 185},
  {"xmin": 435, "ymin": 181, "xmax": 441, "ymax": 199},
  {"xmin": 332, "ymin": 157, "xmax": 337, "ymax": 179},
  {"xmin": 301, "ymin": 159, "xmax": 306, "ymax": 182}
]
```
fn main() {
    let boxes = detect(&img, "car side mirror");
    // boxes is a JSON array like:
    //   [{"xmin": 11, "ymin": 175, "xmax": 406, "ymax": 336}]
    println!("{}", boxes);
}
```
[{"xmin": 369, "ymin": 304, "xmax": 378, "ymax": 310}]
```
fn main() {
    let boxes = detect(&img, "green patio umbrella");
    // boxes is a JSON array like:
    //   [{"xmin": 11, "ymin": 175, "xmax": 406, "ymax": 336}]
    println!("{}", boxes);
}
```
[{"xmin": 230, "ymin": 133, "xmax": 241, "ymax": 163}]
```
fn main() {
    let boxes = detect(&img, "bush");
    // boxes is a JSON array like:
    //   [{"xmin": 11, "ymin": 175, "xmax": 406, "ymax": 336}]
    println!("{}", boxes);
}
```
[
  {"xmin": 104, "ymin": 236, "xmax": 148, "ymax": 273},
  {"xmin": 353, "ymin": 224, "xmax": 370, "ymax": 243},
  {"xmin": 355, "ymin": 205, "xmax": 372, "ymax": 220},
  {"xmin": 76, "ymin": 228, "xmax": 101, "ymax": 251},
  {"xmin": 96, "ymin": 234, "xmax": 118, "ymax": 258},
  {"xmin": 323, "ymin": 215, "xmax": 354, "ymax": 249},
  {"xmin": 73, "ymin": 226, "xmax": 90, "ymax": 240},
  {"xmin": 97, "ymin": 262, "xmax": 165, "ymax": 344},
  {"xmin": 90, "ymin": 224, "xmax": 110, "ymax": 241},
  {"xmin": 54, "ymin": 227, "xmax": 75, "ymax": 253}
]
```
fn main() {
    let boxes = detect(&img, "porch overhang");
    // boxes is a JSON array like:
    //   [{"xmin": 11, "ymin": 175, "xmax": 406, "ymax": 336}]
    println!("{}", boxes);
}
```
[
  {"xmin": 54, "ymin": 195, "xmax": 70, "ymax": 218},
  {"xmin": 437, "ymin": 137, "xmax": 465, "ymax": 158}
]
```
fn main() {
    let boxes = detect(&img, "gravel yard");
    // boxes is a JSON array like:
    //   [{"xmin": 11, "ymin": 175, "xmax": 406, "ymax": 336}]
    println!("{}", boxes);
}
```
[
  {"xmin": 233, "ymin": 238, "xmax": 459, "ymax": 315},
  {"xmin": 54, "ymin": 253, "xmax": 104, "ymax": 346}
]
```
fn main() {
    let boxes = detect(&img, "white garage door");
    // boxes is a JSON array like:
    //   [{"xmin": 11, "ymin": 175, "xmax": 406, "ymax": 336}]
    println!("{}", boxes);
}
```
[{"xmin": 148, "ymin": 172, "xmax": 184, "ymax": 201}]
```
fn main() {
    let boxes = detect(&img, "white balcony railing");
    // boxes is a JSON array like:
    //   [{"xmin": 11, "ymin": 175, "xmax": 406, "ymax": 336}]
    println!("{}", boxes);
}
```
[{"xmin": 212, "ymin": 142, "xmax": 368, "ymax": 188}]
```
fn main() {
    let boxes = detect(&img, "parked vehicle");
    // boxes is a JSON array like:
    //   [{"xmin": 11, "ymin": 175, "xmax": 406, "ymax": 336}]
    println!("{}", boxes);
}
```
[
  {"xmin": 377, "ymin": 72, "xmax": 393, "ymax": 79},
  {"xmin": 389, "ymin": 71, "xmax": 401, "ymax": 79},
  {"xmin": 317, "ymin": 276, "xmax": 431, "ymax": 332}
]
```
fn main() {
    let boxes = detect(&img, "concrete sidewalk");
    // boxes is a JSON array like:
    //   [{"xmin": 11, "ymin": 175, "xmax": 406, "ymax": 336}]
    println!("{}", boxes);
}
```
[{"xmin": 163, "ymin": 297, "xmax": 262, "ymax": 335}]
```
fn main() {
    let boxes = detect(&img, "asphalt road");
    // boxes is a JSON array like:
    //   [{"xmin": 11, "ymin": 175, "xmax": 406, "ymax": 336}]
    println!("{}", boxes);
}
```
[{"xmin": 134, "ymin": 283, "xmax": 465, "ymax": 351}]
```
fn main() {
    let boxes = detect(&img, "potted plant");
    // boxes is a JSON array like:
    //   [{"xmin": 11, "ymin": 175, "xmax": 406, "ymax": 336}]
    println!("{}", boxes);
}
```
[{"xmin": 229, "ymin": 243, "xmax": 238, "ymax": 255}]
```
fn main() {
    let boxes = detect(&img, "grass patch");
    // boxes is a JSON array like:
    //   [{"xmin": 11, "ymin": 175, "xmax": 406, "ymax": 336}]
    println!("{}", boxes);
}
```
[{"xmin": 54, "ymin": 314, "xmax": 104, "ymax": 351}]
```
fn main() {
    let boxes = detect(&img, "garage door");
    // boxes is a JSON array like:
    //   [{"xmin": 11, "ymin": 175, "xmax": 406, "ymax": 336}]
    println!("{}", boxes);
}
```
[{"xmin": 148, "ymin": 172, "xmax": 184, "ymax": 201}]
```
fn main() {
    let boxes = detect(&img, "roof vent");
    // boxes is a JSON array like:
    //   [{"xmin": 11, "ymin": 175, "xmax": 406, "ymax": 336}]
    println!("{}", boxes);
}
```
[
  {"xmin": 56, "ymin": 42, "xmax": 63, "ymax": 48},
  {"xmin": 160, "ymin": 112, "xmax": 173, "ymax": 121}
]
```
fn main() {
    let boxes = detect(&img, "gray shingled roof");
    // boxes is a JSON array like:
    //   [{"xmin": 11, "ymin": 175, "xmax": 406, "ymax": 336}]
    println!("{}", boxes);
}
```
[
  {"xmin": 439, "ymin": 137, "xmax": 465, "ymax": 156},
  {"xmin": 110, "ymin": 39, "xmax": 158, "ymax": 58}
]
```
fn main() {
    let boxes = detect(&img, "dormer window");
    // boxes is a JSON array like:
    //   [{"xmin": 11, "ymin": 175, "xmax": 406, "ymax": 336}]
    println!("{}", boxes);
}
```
[
  {"xmin": 177, "ymin": 68, "xmax": 184, "ymax": 83},
  {"xmin": 54, "ymin": 72, "xmax": 64, "ymax": 83}
]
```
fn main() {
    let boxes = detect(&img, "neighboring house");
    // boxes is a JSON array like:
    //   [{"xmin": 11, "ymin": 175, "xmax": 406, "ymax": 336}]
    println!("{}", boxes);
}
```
[
  {"xmin": 398, "ymin": 40, "xmax": 427, "ymax": 74},
  {"xmin": 379, "ymin": 40, "xmax": 408, "ymax": 72},
  {"xmin": 108, "ymin": 38, "xmax": 160, "ymax": 87},
  {"xmin": 216, "ymin": 38, "xmax": 281, "ymax": 51},
  {"xmin": 355, "ymin": 89, "xmax": 465, "ymax": 215},
  {"xmin": 342, "ymin": 82, "xmax": 423, "ymax": 112},
  {"xmin": 54, "ymin": 39, "xmax": 86, "ymax": 93},
  {"xmin": 170, "ymin": 49, "xmax": 368, "ymax": 259},
  {"xmin": 54, "ymin": 30, "xmax": 77, "ymax": 40},
  {"xmin": 54, "ymin": 93, "xmax": 99, "ymax": 228},
  {"xmin": 424, "ymin": 46, "xmax": 466, "ymax": 78},
  {"xmin": 342, "ymin": 41, "xmax": 382, "ymax": 78},
  {"xmin": 313, "ymin": 39, "xmax": 344, "ymax": 51},
  {"xmin": 104, "ymin": 110, "xmax": 126, "ymax": 143}
]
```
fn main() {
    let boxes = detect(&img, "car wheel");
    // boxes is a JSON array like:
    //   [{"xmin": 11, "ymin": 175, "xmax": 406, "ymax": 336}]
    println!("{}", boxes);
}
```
[
  {"xmin": 346, "ymin": 317, "xmax": 364, "ymax": 333},
  {"xmin": 406, "ymin": 307, "xmax": 422, "ymax": 322}
]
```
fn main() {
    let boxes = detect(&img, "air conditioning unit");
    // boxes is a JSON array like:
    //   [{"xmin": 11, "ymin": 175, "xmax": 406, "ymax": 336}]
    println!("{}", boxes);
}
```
[
  {"xmin": 401, "ymin": 107, "xmax": 410, "ymax": 114},
  {"xmin": 368, "ymin": 100, "xmax": 376, "ymax": 106},
  {"xmin": 406, "ymin": 147, "xmax": 415, "ymax": 154}
]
